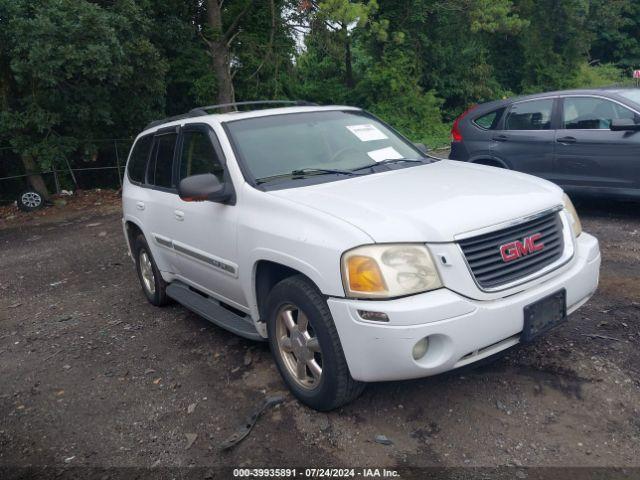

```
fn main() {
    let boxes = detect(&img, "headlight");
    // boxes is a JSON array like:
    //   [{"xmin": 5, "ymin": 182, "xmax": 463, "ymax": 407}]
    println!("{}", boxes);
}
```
[
  {"xmin": 341, "ymin": 244, "xmax": 442, "ymax": 299},
  {"xmin": 563, "ymin": 193, "xmax": 582, "ymax": 237}
]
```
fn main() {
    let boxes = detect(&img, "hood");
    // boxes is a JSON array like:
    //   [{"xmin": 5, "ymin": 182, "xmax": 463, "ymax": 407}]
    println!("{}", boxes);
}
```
[{"xmin": 268, "ymin": 160, "xmax": 564, "ymax": 243}]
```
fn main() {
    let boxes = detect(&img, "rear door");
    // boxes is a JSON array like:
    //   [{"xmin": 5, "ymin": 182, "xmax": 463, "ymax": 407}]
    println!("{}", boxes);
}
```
[
  {"xmin": 123, "ymin": 134, "xmax": 153, "ymax": 233},
  {"xmin": 170, "ymin": 124, "xmax": 244, "ymax": 309},
  {"xmin": 143, "ymin": 126, "xmax": 181, "ymax": 274},
  {"xmin": 491, "ymin": 97, "xmax": 558, "ymax": 180},
  {"xmin": 554, "ymin": 95, "xmax": 640, "ymax": 192}
]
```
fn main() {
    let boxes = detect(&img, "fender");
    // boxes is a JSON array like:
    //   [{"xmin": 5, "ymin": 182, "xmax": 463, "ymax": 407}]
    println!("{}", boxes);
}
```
[{"xmin": 244, "ymin": 248, "xmax": 329, "ymax": 322}]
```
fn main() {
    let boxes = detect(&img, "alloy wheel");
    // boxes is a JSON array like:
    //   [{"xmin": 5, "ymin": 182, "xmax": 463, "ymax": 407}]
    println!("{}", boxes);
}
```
[
  {"xmin": 275, "ymin": 304, "xmax": 323, "ymax": 389},
  {"xmin": 21, "ymin": 192, "xmax": 42, "ymax": 208},
  {"xmin": 139, "ymin": 250, "xmax": 156, "ymax": 296}
]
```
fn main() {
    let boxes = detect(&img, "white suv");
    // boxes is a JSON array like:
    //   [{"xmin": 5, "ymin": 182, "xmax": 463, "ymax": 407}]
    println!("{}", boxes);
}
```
[{"xmin": 122, "ymin": 101, "xmax": 601, "ymax": 411}]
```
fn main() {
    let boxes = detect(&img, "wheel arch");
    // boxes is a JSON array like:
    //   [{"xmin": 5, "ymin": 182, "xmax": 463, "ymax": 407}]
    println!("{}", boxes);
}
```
[
  {"xmin": 469, "ymin": 156, "xmax": 511, "ymax": 169},
  {"xmin": 124, "ymin": 219, "xmax": 145, "ymax": 253},
  {"xmin": 252, "ymin": 259, "xmax": 326, "ymax": 324}
]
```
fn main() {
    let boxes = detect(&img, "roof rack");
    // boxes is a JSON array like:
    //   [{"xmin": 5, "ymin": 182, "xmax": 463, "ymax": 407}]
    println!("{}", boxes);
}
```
[{"xmin": 144, "ymin": 100, "xmax": 318, "ymax": 130}]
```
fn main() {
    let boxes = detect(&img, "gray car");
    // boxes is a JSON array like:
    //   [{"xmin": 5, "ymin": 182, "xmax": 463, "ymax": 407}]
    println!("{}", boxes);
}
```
[{"xmin": 449, "ymin": 88, "xmax": 640, "ymax": 200}]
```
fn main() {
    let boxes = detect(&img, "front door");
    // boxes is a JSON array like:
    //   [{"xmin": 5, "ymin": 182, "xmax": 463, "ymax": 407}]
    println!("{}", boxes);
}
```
[
  {"xmin": 554, "ymin": 95, "xmax": 640, "ymax": 193},
  {"xmin": 170, "ymin": 124, "xmax": 245, "ymax": 310},
  {"xmin": 491, "ymin": 97, "xmax": 558, "ymax": 181}
]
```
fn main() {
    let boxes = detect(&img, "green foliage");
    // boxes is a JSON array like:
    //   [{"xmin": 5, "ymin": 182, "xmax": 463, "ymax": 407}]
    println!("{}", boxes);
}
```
[
  {"xmin": 317, "ymin": 0, "xmax": 377, "ymax": 27},
  {"xmin": 0, "ymin": 0, "xmax": 166, "ymax": 170},
  {"xmin": 355, "ymin": 49, "xmax": 448, "ymax": 146},
  {"xmin": 566, "ymin": 63, "xmax": 625, "ymax": 88},
  {"xmin": 2, "ymin": 0, "xmax": 640, "ymax": 174}
]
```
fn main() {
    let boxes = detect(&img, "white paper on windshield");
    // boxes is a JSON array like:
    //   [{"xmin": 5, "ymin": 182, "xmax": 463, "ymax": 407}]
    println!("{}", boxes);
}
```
[
  {"xmin": 367, "ymin": 146, "xmax": 403, "ymax": 162},
  {"xmin": 346, "ymin": 124, "xmax": 388, "ymax": 142}
]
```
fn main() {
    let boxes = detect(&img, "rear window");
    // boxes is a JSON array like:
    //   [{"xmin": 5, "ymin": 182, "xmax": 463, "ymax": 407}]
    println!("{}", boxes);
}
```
[
  {"xmin": 149, "ymin": 133, "xmax": 177, "ymax": 188},
  {"xmin": 473, "ymin": 108, "xmax": 505, "ymax": 130},
  {"xmin": 127, "ymin": 135, "xmax": 152, "ymax": 183}
]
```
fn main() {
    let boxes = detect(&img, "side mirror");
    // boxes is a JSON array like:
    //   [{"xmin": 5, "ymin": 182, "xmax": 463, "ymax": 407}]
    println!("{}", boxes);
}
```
[
  {"xmin": 610, "ymin": 119, "xmax": 640, "ymax": 131},
  {"xmin": 413, "ymin": 142, "xmax": 429, "ymax": 154},
  {"xmin": 178, "ymin": 173, "xmax": 231, "ymax": 203}
]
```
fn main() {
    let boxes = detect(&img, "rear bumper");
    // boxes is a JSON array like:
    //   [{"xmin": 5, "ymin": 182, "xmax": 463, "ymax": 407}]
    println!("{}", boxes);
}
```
[{"xmin": 328, "ymin": 232, "xmax": 600, "ymax": 382}]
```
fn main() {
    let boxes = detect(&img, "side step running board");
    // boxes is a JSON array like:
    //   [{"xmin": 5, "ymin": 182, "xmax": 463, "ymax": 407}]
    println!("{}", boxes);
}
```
[{"xmin": 166, "ymin": 281, "xmax": 264, "ymax": 341}]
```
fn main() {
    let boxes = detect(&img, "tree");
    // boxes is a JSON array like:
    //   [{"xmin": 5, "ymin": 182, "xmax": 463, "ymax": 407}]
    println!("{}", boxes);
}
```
[
  {"xmin": 0, "ymin": 0, "xmax": 166, "ymax": 197},
  {"xmin": 295, "ymin": 0, "xmax": 382, "ymax": 90},
  {"xmin": 200, "ymin": 0, "xmax": 255, "ymax": 108}
]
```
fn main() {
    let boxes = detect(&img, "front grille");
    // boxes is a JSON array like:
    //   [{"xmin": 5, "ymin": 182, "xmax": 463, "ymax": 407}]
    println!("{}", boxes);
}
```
[{"xmin": 458, "ymin": 210, "xmax": 564, "ymax": 290}]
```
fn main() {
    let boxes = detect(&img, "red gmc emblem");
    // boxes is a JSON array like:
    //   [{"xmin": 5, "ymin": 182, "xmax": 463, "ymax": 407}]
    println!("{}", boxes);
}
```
[{"xmin": 500, "ymin": 233, "xmax": 545, "ymax": 262}]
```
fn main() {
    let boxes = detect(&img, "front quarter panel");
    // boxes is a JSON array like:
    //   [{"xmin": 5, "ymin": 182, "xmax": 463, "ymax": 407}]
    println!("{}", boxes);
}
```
[{"xmin": 237, "ymin": 183, "xmax": 373, "ymax": 320}]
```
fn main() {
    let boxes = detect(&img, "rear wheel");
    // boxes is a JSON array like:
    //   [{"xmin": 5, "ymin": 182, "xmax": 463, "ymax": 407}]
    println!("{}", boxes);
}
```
[
  {"xmin": 267, "ymin": 275, "xmax": 365, "ymax": 411},
  {"xmin": 133, "ymin": 234, "xmax": 169, "ymax": 306}
]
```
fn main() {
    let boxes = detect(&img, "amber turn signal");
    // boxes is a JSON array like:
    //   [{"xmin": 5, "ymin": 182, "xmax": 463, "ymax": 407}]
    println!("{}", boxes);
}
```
[{"xmin": 346, "ymin": 255, "xmax": 388, "ymax": 294}]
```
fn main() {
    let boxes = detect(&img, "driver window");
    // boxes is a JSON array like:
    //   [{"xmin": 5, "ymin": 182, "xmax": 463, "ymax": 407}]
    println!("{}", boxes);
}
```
[
  {"xmin": 179, "ymin": 130, "xmax": 225, "ymax": 182},
  {"xmin": 563, "ymin": 97, "xmax": 635, "ymax": 129}
]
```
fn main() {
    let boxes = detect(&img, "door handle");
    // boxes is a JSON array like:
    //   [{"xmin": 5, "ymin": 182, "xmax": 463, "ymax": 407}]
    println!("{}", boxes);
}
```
[
  {"xmin": 557, "ymin": 136, "xmax": 577, "ymax": 144},
  {"xmin": 492, "ymin": 134, "xmax": 508, "ymax": 142},
  {"xmin": 136, "ymin": 201, "xmax": 145, "ymax": 211},
  {"xmin": 174, "ymin": 210, "xmax": 185, "ymax": 221}
]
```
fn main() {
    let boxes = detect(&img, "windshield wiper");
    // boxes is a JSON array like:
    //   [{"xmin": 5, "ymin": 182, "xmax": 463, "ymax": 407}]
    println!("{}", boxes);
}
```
[
  {"xmin": 291, "ymin": 167, "xmax": 359, "ymax": 177},
  {"xmin": 351, "ymin": 158, "xmax": 427, "ymax": 172},
  {"xmin": 256, "ymin": 168, "xmax": 360, "ymax": 185}
]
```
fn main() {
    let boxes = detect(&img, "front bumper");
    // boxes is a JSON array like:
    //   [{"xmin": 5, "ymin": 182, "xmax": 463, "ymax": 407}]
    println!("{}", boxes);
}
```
[{"xmin": 328, "ymin": 232, "xmax": 600, "ymax": 382}]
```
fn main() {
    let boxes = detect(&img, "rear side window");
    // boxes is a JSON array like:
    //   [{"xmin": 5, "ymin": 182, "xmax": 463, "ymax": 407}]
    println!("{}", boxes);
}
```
[
  {"xmin": 473, "ymin": 108, "xmax": 505, "ymax": 130},
  {"xmin": 505, "ymin": 99, "xmax": 553, "ymax": 130},
  {"xmin": 149, "ymin": 133, "xmax": 177, "ymax": 188},
  {"xmin": 127, "ymin": 136, "xmax": 152, "ymax": 183},
  {"xmin": 179, "ymin": 130, "xmax": 225, "ymax": 183}
]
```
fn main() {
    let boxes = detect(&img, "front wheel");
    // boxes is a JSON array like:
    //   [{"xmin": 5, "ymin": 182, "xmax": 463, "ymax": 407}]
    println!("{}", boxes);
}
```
[{"xmin": 267, "ymin": 275, "xmax": 365, "ymax": 411}]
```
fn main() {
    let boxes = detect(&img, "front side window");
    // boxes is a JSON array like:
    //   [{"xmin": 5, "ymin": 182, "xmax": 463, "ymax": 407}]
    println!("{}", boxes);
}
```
[
  {"xmin": 225, "ymin": 110, "xmax": 425, "ymax": 184},
  {"xmin": 563, "ymin": 97, "xmax": 635, "ymax": 129},
  {"xmin": 149, "ymin": 133, "xmax": 177, "ymax": 188},
  {"xmin": 127, "ymin": 135, "xmax": 152, "ymax": 183},
  {"xmin": 505, "ymin": 99, "xmax": 553, "ymax": 130},
  {"xmin": 179, "ymin": 130, "xmax": 225, "ymax": 183}
]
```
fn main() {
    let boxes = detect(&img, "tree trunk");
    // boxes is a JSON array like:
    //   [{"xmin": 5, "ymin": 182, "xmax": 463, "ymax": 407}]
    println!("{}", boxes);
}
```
[
  {"xmin": 344, "ymin": 27, "xmax": 354, "ymax": 89},
  {"xmin": 207, "ymin": 0, "xmax": 236, "ymax": 111},
  {"xmin": 21, "ymin": 154, "xmax": 50, "ymax": 200},
  {"xmin": 211, "ymin": 41, "xmax": 235, "ymax": 107}
]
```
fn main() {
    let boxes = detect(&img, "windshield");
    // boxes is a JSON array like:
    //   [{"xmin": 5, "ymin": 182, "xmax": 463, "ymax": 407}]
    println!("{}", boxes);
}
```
[
  {"xmin": 224, "ymin": 110, "xmax": 425, "ymax": 184},
  {"xmin": 615, "ymin": 90, "xmax": 640, "ymax": 107}
]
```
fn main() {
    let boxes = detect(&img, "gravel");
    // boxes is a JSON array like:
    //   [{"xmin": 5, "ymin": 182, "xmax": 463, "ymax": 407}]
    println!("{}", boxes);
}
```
[{"xmin": 0, "ymin": 193, "xmax": 638, "ymax": 468}]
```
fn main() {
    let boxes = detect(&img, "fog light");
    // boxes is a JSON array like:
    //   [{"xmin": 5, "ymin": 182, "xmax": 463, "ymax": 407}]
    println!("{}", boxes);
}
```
[
  {"xmin": 412, "ymin": 337, "xmax": 430, "ymax": 360},
  {"xmin": 357, "ymin": 310, "xmax": 389, "ymax": 322}
]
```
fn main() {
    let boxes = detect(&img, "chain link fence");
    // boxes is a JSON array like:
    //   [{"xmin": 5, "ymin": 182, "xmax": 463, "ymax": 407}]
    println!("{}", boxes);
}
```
[{"xmin": 0, "ymin": 139, "xmax": 133, "ymax": 204}]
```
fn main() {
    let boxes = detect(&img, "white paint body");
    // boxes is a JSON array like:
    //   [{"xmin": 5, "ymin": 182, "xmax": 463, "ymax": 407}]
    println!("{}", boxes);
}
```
[{"xmin": 122, "ymin": 106, "xmax": 601, "ymax": 382}]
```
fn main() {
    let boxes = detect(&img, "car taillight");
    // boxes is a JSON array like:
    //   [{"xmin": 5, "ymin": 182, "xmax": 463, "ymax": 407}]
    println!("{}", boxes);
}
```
[{"xmin": 451, "ymin": 105, "xmax": 477, "ymax": 142}]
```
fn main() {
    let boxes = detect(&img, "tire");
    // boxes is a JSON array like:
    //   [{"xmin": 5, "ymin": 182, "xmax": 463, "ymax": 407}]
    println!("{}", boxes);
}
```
[
  {"xmin": 266, "ymin": 275, "xmax": 365, "ymax": 411},
  {"xmin": 133, "ymin": 234, "xmax": 170, "ymax": 306},
  {"xmin": 17, "ymin": 189, "xmax": 44, "ymax": 212}
]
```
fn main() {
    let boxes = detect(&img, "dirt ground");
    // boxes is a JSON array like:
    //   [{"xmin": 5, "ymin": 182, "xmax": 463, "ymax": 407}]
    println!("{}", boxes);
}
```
[{"xmin": 0, "ymin": 190, "xmax": 639, "ymax": 476}]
